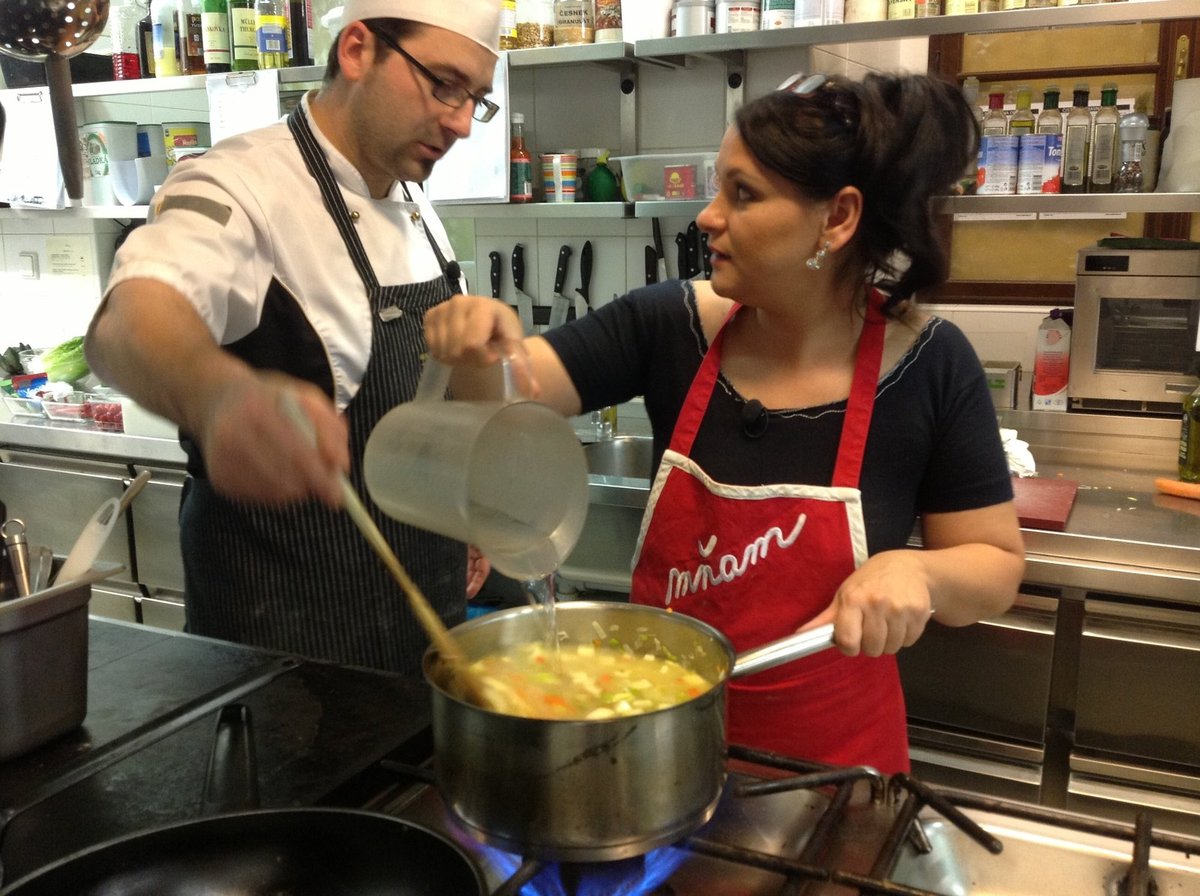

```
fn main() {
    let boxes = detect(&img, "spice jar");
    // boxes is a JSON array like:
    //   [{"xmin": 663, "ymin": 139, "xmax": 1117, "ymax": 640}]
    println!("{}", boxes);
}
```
[
  {"xmin": 554, "ymin": 0, "xmax": 595, "ymax": 46},
  {"xmin": 516, "ymin": 0, "xmax": 554, "ymax": 47},
  {"xmin": 595, "ymin": 0, "xmax": 622, "ymax": 42}
]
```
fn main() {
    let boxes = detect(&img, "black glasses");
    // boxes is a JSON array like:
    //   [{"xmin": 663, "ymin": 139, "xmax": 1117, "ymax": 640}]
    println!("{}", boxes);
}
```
[{"xmin": 365, "ymin": 24, "xmax": 499, "ymax": 124}]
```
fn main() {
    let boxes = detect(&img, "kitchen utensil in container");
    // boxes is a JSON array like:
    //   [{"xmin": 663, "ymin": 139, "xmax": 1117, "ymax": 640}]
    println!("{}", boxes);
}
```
[
  {"xmin": 0, "ymin": 0, "xmax": 111, "ymax": 201},
  {"xmin": 424, "ymin": 601, "xmax": 835, "ymax": 861},
  {"xmin": 2, "ymin": 519, "xmax": 33, "ymax": 598},
  {"xmin": 363, "ymin": 357, "xmax": 588, "ymax": 582},
  {"xmin": 54, "ymin": 470, "xmax": 151, "ymax": 585}
]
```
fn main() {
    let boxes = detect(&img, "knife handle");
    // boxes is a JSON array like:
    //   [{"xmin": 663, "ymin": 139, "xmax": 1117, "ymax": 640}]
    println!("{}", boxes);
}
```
[
  {"xmin": 645, "ymin": 245, "xmax": 658, "ymax": 284},
  {"xmin": 512, "ymin": 244, "xmax": 525, "ymax": 293},
  {"xmin": 554, "ymin": 244, "xmax": 572, "ymax": 296},
  {"xmin": 675, "ymin": 232, "xmax": 688, "ymax": 279},
  {"xmin": 489, "ymin": 251, "xmax": 502, "ymax": 299}
]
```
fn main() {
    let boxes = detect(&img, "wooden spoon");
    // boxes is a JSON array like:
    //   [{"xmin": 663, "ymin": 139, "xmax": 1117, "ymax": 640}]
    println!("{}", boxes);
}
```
[{"xmin": 278, "ymin": 393, "xmax": 494, "ymax": 709}]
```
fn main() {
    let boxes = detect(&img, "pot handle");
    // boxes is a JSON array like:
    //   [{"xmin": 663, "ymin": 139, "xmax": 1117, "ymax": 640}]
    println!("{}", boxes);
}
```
[
  {"xmin": 731, "ymin": 623, "xmax": 836, "ymax": 678},
  {"xmin": 201, "ymin": 704, "xmax": 261, "ymax": 815}
]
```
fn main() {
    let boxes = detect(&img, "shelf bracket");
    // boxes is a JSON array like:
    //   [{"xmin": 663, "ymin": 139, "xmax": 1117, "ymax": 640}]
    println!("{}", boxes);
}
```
[{"xmin": 725, "ymin": 51, "xmax": 747, "ymax": 128}]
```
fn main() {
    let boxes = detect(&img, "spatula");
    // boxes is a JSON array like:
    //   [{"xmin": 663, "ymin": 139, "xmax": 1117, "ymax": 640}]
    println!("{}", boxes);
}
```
[{"xmin": 55, "ymin": 470, "xmax": 152, "ymax": 585}]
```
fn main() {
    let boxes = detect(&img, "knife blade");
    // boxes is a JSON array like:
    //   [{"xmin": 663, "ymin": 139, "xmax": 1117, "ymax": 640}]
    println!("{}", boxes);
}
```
[
  {"xmin": 686, "ymin": 221, "xmax": 701, "ymax": 280},
  {"xmin": 510, "ymin": 244, "xmax": 536, "ymax": 335},
  {"xmin": 645, "ymin": 245, "xmax": 658, "ymax": 285},
  {"xmin": 652, "ymin": 217, "xmax": 667, "ymax": 283},
  {"xmin": 549, "ymin": 244, "xmax": 573, "ymax": 329},
  {"xmin": 573, "ymin": 240, "xmax": 592, "ymax": 321},
  {"xmin": 488, "ymin": 250, "xmax": 501, "ymax": 299}
]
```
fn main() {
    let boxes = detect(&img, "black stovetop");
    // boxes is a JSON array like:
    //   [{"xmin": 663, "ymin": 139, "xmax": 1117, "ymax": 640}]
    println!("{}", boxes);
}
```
[{"xmin": 0, "ymin": 618, "xmax": 434, "ymax": 884}]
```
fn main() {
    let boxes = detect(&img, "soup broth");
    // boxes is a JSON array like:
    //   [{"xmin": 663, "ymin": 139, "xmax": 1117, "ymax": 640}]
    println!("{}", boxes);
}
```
[{"xmin": 471, "ymin": 640, "xmax": 715, "ymax": 720}]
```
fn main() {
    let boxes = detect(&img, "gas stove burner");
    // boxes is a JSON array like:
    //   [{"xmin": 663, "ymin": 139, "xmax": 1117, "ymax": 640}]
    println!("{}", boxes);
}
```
[{"xmin": 361, "ymin": 748, "xmax": 1200, "ymax": 896}]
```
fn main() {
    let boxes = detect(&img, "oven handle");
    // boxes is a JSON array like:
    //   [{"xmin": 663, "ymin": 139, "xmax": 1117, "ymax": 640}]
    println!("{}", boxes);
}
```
[{"xmin": 1082, "ymin": 599, "xmax": 1200, "ymax": 653}]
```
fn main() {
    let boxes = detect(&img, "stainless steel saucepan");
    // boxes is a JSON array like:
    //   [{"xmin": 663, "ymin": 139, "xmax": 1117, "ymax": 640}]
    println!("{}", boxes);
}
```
[{"xmin": 423, "ymin": 601, "xmax": 835, "ymax": 862}]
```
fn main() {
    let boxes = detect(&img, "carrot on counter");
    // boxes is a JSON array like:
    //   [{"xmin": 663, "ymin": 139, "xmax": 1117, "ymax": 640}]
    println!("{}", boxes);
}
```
[{"xmin": 1154, "ymin": 478, "xmax": 1200, "ymax": 501}]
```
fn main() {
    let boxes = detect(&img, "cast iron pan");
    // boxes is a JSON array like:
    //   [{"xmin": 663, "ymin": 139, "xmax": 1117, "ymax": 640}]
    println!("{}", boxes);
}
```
[
  {"xmin": 0, "ymin": 0, "xmax": 111, "ymax": 200},
  {"xmin": 0, "ymin": 705, "xmax": 487, "ymax": 895}
]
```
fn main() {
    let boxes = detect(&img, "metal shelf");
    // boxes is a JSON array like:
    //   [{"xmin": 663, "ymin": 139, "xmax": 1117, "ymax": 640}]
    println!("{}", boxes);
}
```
[
  {"xmin": 0, "ymin": 204, "xmax": 148, "ymax": 219},
  {"xmin": 507, "ymin": 42, "xmax": 634, "ymax": 70},
  {"xmin": 634, "ymin": 0, "xmax": 1198, "ymax": 61},
  {"xmin": 434, "ymin": 201, "xmax": 632, "ymax": 219},
  {"xmin": 936, "ymin": 192, "xmax": 1200, "ymax": 215}
]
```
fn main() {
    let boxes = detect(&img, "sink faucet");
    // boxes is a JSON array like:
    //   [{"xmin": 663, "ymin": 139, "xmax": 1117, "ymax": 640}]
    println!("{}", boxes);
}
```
[{"xmin": 589, "ymin": 405, "xmax": 617, "ymax": 441}]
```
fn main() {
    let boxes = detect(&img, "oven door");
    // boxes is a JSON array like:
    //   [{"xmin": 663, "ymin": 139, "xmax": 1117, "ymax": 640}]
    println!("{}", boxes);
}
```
[
  {"xmin": 898, "ymin": 592, "xmax": 1058, "ymax": 803},
  {"xmin": 1069, "ymin": 271, "xmax": 1200, "ymax": 414}
]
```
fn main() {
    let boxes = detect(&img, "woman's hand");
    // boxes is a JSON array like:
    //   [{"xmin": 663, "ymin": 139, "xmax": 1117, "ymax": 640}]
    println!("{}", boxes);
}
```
[
  {"xmin": 424, "ymin": 294, "xmax": 539, "ymax": 399},
  {"xmin": 804, "ymin": 550, "xmax": 936, "ymax": 658}
]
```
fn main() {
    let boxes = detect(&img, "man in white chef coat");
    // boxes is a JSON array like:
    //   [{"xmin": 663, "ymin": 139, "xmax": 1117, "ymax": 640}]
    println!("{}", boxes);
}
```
[{"xmin": 84, "ymin": 0, "xmax": 501, "ymax": 674}]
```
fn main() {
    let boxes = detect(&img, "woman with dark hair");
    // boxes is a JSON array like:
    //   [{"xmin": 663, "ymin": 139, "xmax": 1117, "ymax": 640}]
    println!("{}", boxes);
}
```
[{"xmin": 425, "ymin": 71, "xmax": 1025, "ymax": 773}]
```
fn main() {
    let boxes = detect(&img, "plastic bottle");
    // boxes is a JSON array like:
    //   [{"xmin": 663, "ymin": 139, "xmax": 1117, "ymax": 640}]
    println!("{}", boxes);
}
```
[
  {"xmin": 1088, "ymin": 82, "xmax": 1120, "ymax": 193},
  {"xmin": 228, "ymin": 0, "xmax": 258, "ymax": 70},
  {"xmin": 151, "ymin": 0, "xmax": 182, "ymax": 76},
  {"xmin": 111, "ymin": 0, "xmax": 150, "ymax": 79},
  {"xmin": 200, "ymin": 0, "xmax": 231, "ymax": 71},
  {"xmin": 1114, "ymin": 110, "xmax": 1149, "ymax": 193},
  {"xmin": 586, "ymin": 151, "xmax": 620, "ymax": 202},
  {"xmin": 1061, "ymin": 84, "xmax": 1091, "ymax": 193},
  {"xmin": 510, "ymin": 113, "xmax": 533, "ymax": 203},
  {"xmin": 1179, "ymin": 383, "xmax": 1200, "ymax": 484},
  {"xmin": 1032, "ymin": 310, "xmax": 1071, "ymax": 411},
  {"xmin": 178, "ymin": 0, "xmax": 207, "ymax": 74},
  {"xmin": 254, "ymin": 0, "xmax": 289, "ymax": 68}
]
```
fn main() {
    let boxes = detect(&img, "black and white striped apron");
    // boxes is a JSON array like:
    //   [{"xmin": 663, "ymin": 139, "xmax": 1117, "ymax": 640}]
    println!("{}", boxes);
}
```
[{"xmin": 179, "ymin": 104, "xmax": 465, "ymax": 675}]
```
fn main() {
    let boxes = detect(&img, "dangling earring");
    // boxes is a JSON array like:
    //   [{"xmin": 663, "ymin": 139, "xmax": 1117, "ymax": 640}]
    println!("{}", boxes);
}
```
[{"xmin": 806, "ymin": 240, "xmax": 831, "ymax": 271}]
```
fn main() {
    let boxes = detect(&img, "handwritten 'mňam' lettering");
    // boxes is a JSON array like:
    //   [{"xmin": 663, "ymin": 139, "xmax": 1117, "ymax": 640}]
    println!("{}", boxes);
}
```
[{"xmin": 664, "ymin": 513, "xmax": 808, "ymax": 604}]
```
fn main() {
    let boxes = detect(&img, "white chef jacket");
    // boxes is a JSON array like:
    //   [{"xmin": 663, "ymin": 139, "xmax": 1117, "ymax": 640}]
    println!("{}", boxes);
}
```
[{"xmin": 105, "ymin": 91, "xmax": 462, "ymax": 412}]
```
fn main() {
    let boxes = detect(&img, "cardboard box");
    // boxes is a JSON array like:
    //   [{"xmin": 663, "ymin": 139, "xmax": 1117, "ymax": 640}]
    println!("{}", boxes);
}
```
[{"xmin": 984, "ymin": 360, "xmax": 1021, "ymax": 410}]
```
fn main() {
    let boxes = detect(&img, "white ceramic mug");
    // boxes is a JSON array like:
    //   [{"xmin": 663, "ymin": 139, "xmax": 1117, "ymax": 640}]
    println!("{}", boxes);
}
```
[{"xmin": 363, "ymin": 358, "xmax": 588, "ymax": 581}]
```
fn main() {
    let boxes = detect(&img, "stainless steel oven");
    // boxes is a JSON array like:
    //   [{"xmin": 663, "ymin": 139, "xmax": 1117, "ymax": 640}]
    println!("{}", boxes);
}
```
[{"xmin": 1069, "ymin": 247, "xmax": 1200, "ymax": 415}]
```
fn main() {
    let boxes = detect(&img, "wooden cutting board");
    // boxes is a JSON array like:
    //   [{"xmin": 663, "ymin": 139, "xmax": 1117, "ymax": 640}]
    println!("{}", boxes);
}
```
[{"xmin": 1011, "ymin": 476, "xmax": 1080, "ymax": 531}]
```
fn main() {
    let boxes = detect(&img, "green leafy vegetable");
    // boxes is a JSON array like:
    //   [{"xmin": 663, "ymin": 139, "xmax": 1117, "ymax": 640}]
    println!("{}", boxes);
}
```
[{"xmin": 42, "ymin": 336, "xmax": 89, "ymax": 384}]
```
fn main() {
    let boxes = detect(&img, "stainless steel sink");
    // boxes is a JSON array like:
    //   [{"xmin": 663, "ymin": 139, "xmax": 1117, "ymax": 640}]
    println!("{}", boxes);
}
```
[{"xmin": 583, "ymin": 436, "xmax": 654, "ymax": 481}]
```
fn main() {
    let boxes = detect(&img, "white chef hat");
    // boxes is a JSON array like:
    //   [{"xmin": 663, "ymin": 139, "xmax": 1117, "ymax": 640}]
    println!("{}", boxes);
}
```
[{"xmin": 337, "ymin": 0, "xmax": 501, "ymax": 56}]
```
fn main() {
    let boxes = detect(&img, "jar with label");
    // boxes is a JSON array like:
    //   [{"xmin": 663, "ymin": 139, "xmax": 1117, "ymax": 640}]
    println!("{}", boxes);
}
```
[
  {"xmin": 914, "ymin": 0, "xmax": 939, "ymax": 15},
  {"xmin": 943, "ymin": 0, "xmax": 978, "ymax": 12},
  {"xmin": 760, "ymin": 0, "xmax": 794, "ymax": 28},
  {"xmin": 887, "ymin": 0, "xmax": 914, "ymax": 19},
  {"xmin": 516, "ymin": 0, "xmax": 554, "ymax": 47},
  {"xmin": 674, "ymin": 0, "xmax": 715, "ymax": 35},
  {"xmin": 554, "ymin": 0, "xmax": 594, "ymax": 45},
  {"xmin": 595, "ymin": 0, "xmax": 622, "ymax": 41},
  {"xmin": 717, "ymin": 0, "xmax": 760, "ymax": 31},
  {"xmin": 843, "ymin": 0, "xmax": 886, "ymax": 21}
]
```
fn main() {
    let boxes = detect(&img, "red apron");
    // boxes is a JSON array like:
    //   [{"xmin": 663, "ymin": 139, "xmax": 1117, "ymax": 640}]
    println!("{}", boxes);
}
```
[{"xmin": 630, "ymin": 293, "xmax": 909, "ymax": 773}]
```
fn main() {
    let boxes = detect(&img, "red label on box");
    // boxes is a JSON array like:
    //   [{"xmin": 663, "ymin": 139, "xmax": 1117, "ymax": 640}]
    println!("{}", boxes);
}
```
[{"xmin": 664, "ymin": 164, "xmax": 697, "ymax": 199}]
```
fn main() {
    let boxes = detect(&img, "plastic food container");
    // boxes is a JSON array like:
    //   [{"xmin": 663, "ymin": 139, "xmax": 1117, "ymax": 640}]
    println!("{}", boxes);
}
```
[
  {"xmin": 2, "ymin": 394, "xmax": 46, "ymax": 419},
  {"xmin": 85, "ymin": 394, "xmax": 125, "ymax": 432},
  {"xmin": 42, "ymin": 391, "xmax": 92, "ymax": 426},
  {"xmin": 611, "ymin": 152, "xmax": 718, "ymax": 201}
]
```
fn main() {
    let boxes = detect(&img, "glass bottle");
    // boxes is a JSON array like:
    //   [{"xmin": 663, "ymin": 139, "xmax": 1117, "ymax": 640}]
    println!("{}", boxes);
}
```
[
  {"xmin": 288, "ymin": 0, "xmax": 313, "ymax": 65},
  {"xmin": 178, "ymin": 0, "xmax": 207, "ymax": 74},
  {"xmin": 510, "ymin": 113, "xmax": 533, "ymax": 203},
  {"xmin": 1088, "ymin": 82, "xmax": 1120, "ymax": 193},
  {"xmin": 499, "ymin": 0, "xmax": 518, "ymax": 49},
  {"xmin": 1037, "ymin": 86, "xmax": 1063, "ymax": 134},
  {"xmin": 1008, "ymin": 85, "xmax": 1035, "ymax": 135},
  {"xmin": 151, "ymin": 0, "xmax": 182, "ymax": 76},
  {"xmin": 1061, "ymin": 84, "xmax": 1091, "ymax": 193},
  {"xmin": 138, "ymin": 9, "xmax": 156, "ymax": 76},
  {"xmin": 553, "ymin": 0, "xmax": 594, "ymax": 46},
  {"xmin": 228, "ymin": 0, "xmax": 259, "ymax": 70},
  {"xmin": 254, "ymin": 0, "xmax": 289, "ymax": 68},
  {"xmin": 981, "ymin": 90, "xmax": 1008, "ymax": 136},
  {"xmin": 201, "ymin": 0, "xmax": 231, "ymax": 71},
  {"xmin": 1114, "ymin": 110, "xmax": 1148, "ymax": 193},
  {"xmin": 111, "ymin": 0, "xmax": 149, "ymax": 79},
  {"xmin": 1180, "ymin": 383, "xmax": 1200, "ymax": 484}
]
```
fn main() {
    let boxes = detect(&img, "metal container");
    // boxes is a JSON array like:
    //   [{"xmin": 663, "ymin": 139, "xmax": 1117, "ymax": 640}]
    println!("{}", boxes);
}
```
[
  {"xmin": 424, "ymin": 601, "xmax": 833, "ymax": 861},
  {"xmin": 0, "ymin": 576, "xmax": 91, "ymax": 760}
]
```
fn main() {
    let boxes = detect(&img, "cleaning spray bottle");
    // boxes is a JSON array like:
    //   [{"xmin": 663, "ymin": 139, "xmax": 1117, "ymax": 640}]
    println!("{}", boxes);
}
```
[{"xmin": 1032, "ymin": 309, "xmax": 1071, "ymax": 411}]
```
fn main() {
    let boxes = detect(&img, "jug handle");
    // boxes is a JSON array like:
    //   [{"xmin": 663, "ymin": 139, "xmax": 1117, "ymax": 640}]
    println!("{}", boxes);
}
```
[{"xmin": 413, "ymin": 356, "xmax": 517, "ymax": 404}]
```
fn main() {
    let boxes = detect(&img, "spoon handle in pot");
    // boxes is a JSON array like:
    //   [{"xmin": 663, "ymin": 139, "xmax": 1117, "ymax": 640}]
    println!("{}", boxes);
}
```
[{"xmin": 731, "ymin": 623, "xmax": 836, "ymax": 678}]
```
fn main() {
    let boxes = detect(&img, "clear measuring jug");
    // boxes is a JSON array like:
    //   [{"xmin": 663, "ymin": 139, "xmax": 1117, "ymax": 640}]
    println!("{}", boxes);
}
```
[{"xmin": 363, "ymin": 358, "xmax": 589, "ymax": 581}]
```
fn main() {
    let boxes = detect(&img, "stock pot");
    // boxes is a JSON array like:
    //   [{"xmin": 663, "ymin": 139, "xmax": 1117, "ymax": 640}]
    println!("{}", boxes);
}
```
[{"xmin": 424, "ymin": 600, "xmax": 834, "ymax": 862}]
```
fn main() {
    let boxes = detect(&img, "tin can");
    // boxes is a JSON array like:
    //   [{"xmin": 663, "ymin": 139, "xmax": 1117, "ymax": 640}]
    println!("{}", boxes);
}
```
[
  {"xmin": 977, "ymin": 135, "xmax": 1019, "ymax": 194},
  {"xmin": 673, "ymin": 0, "xmax": 715, "ymax": 35},
  {"xmin": 760, "ymin": 0, "xmax": 794, "ymax": 28},
  {"xmin": 716, "ymin": 0, "xmax": 760, "ymax": 31},
  {"xmin": 1017, "ymin": 134, "xmax": 1063, "ymax": 194}
]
